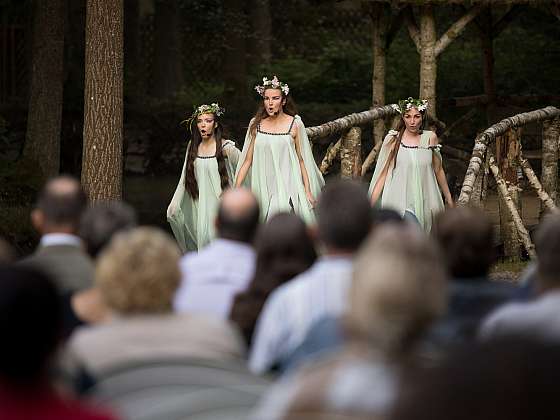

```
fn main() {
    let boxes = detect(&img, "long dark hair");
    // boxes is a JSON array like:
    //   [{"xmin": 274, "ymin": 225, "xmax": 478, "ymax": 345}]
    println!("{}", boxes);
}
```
[
  {"xmin": 248, "ymin": 88, "xmax": 298, "ymax": 140},
  {"xmin": 229, "ymin": 213, "xmax": 317, "ymax": 345},
  {"xmin": 184, "ymin": 115, "xmax": 229, "ymax": 199}
]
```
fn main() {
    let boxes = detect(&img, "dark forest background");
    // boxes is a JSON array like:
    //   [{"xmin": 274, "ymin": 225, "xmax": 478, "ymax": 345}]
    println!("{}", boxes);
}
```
[{"xmin": 1, "ymin": 0, "xmax": 559, "ymax": 254}]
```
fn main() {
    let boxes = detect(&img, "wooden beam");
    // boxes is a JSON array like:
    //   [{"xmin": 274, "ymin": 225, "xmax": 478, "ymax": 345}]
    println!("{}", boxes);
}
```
[
  {"xmin": 435, "ymin": 4, "xmax": 482, "ymax": 57},
  {"xmin": 492, "ymin": 5, "xmax": 523, "ymax": 38},
  {"xmin": 404, "ymin": 6, "xmax": 421, "ymax": 53}
]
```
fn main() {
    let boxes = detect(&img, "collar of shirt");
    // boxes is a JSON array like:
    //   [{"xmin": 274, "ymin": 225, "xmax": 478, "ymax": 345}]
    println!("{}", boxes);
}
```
[{"xmin": 40, "ymin": 233, "xmax": 82, "ymax": 248}]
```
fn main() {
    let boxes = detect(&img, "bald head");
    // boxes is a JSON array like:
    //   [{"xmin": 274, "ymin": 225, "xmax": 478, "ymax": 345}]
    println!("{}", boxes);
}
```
[
  {"xmin": 33, "ymin": 175, "xmax": 88, "ymax": 234},
  {"xmin": 216, "ymin": 188, "xmax": 260, "ymax": 243}
]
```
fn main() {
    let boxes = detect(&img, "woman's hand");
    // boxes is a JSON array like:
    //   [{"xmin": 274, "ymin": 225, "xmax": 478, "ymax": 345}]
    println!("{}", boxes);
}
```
[
  {"xmin": 306, "ymin": 191, "xmax": 317, "ymax": 208},
  {"xmin": 445, "ymin": 196, "xmax": 455, "ymax": 209}
]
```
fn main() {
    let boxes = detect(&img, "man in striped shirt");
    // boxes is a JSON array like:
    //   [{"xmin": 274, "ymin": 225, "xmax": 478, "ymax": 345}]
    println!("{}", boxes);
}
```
[{"xmin": 249, "ymin": 180, "xmax": 372, "ymax": 374}]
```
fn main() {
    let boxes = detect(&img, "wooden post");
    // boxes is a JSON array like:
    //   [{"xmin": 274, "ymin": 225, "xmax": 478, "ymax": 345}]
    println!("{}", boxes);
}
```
[
  {"xmin": 340, "ymin": 127, "xmax": 362, "ymax": 179},
  {"xmin": 541, "ymin": 117, "xmax": 560, "ymax": 208},
  {"xmin": 370, "ymin": 3, "xmax": 386, "ymax": 146},
  {"xmin": 496, "ymin": 129, "xmax": 522, "ymax": 261}
]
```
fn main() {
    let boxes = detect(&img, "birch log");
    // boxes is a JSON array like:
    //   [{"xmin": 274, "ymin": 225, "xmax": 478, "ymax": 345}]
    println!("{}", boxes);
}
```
[
  {"xmin": 320, "ymin": 137, "xmax": 342, "ymax": 175},
  {"xmin": 370, "ymin": 3, "xmax": 387, "ymax": 146},
  {"xmin": 541, "ymin": 117, "xmax": 560, "ymax": 206},
  {"xmin": 518, "ymin": 152, "xmax": 558, "ymax": 213},
  {"xmin": 340, "ymin": 127, "xmax": 362, "ymax": 179},
  {"xmin": 489, "ymin": 153, "xmax": 536, "ymax": 259}
]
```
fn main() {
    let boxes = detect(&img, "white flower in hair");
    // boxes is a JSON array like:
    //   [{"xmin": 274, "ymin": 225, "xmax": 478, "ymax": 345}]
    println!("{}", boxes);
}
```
[
  {"xmin": 391, "ymin": 104, "xmax": 401, "ymax": 113},
  {"xmin": 254, "ymin": 75, "xmax": 290, "ymax": 97}
]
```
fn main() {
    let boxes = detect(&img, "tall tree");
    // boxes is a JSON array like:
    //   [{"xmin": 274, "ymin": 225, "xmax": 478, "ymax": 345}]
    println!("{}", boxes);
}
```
[
  {"xmin": 22, "ymin": 0, "xmax": 65, "ymax": 180},
  {"xmin": 249, "ymin": 0, "xmax": 271, "ymax": 67},
  {"xmin": 152, "ymin": 0, "xmax": 183, "ymax": 99},
  {"xmin": 124, "ymin": 0, "xmax": 141, "ymax": 102},
  {"xmin": 81, "ymin": 0, "xmax": 124, "ymax": 201},
  {"xmin": 223, "ymin": 0, "xmax": 249, "ymax": 117}
]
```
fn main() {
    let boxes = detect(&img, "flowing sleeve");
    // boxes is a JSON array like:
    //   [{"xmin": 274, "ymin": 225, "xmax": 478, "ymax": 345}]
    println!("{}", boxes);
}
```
[
  {"xmin": 367, "ymin": 130, "xmax": 398, "ymax": 199},
  {"xmin": 234, "ymin": 120, "xmax": 254, "ymax": 187},
  {"xmin": 167, "ymin": 142, "xmax": 196, "ymax": 253},
  {"xmin": 294, "ymin": 115, "xmax": 325, "ymax": 199},
  {"xmin": 223, "ymin": 139, "xmax": 241, "ymax": 184}
]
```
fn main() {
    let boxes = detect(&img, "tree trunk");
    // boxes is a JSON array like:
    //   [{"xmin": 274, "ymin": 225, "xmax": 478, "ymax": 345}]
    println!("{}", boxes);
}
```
[
  {"xmin": 370, "ymin": 3, "xmax": 386, "ymax": 146},
  {"xmin": 22, "ymin": 0, "xmax": 65, "ymax": 180},
  {"xmin": 249, "ymin": 0, "xmax": 271, "ymax": 67},
  {"xmin": 152, "ymin": 0, "xmax": 183, "ymax": 99},
  {"xmin": 82, "ymin": 0, "xmax": 124, "ymax": 201},
  {"xmin": 124, "ymin": 0, "xmax": 141, "ymax": 101},
  {"xmin": 479, "ymin": 7, "xmax": 498, "ymax": 124},
  {"xmin": 223, "ymin": 0, "xmax": 249, "ymax": 119},
  {"xmin": 470, "ymin": 146, "xmax": 487, "ymax": 209},
  {"xmin": 496, "ymin": 130, "xmax": 522, "ymax": 261},
  {"xmin": 419, "ymin": 5, "xmax": 437, "ymax": 115},
  {"xmin": 340, "ymin": 127, "xmax": 362, "ymax": 179},
  {"xmin": 541, "ymin": 117, "xmax": 560, "ymax": 207}
]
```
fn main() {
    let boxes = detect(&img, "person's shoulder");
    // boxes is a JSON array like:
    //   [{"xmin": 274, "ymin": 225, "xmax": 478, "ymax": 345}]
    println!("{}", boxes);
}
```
[{"xmin": 221, "ymin": 139, "xmax": 237, "ymax": 149}]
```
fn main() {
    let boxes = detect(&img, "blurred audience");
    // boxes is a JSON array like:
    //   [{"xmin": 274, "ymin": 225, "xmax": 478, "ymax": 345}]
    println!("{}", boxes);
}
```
[
  {"xmin": 61, "ymin": 200, "xmax": 138, "ymax": 337},
  {"xmin": 252, "ymin": 224, "xmax": 447, "ymax": 419},
  {"xmin": 174, "ymin": 188, "xmax": 260, "ymax": 318},
  {"xmin": 19, "ymin": 175, "xmax": 92, "ymax": 293},
  {"xmin": 65, "ymin": 227, "xmax": 245, "ymax": 387},
  {"xmin": 249, "ymin": 180, "xmax": 372, "ymax": 374},
  {"xmin": 0, "ymin": 265, "xmax": 115, "ymax": 419},
  {"xmin": 480, "ymin": 213, "xmax": 560, "ymax": 341},
  {"xmin": 391, "ymin": 338, "xmax": 560, "ymax": 420},
  {"xmin": 429, "ymin": 207, "xmax": 513, "ymax": 347},
  {"xmin": 230, "ymin": 212, "xmax": 317, "ymax": 347}
]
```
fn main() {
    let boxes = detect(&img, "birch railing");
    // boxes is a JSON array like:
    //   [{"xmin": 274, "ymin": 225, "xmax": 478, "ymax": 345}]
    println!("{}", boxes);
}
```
[{"xmin": 457, "ymin": 106, "xmax": 560, "ymax": 260}]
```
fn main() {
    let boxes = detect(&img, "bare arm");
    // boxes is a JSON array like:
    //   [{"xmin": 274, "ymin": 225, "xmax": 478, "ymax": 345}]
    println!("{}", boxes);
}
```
[
  {"xmin": 370, "ymin": 140, "xmax": 396, "ymax": 205},
  {"xmin": 430, "ymin": 133, "xmax": 455, "ymax": 207},
  {"xmin": 293, "ymin": 124, "xmax": 315, "ymax": 206},
  {"xmin": 235, "ymin": 135, "xmax": 256, "ymax": 187}
]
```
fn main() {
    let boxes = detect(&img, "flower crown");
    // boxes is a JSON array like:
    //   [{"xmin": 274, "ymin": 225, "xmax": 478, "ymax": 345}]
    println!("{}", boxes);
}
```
[
  {"xmin": 391, "ymin": 97, "xmax": 428, "ymax": 114},
  {"xmin": 181, "ymin": 102, "xmax": 224, "ymax": 128},
  {"xmin": 254, "ymin": 76, "xmax": 290, "ymax": 97}
]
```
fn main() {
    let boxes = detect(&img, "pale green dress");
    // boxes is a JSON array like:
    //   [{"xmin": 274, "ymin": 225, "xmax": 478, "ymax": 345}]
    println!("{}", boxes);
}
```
[
  {"xmin": 368, "ymin": 130, "xmax": 444, "ymax": 232},
  {"xmin": 235, "ymin": 115, "xmax": 324, "ymax": 224},
  {"xmin": 167, "ymin": 140, "xmax": 240, "ymax": 252}
]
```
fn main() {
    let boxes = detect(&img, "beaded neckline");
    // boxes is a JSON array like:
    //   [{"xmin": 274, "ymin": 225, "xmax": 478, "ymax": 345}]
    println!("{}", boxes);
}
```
[
  {"xmin": 400, "ymin": 141, "xmax": 441, "ymax": 151},
  {"xmin": 196, "ymin": 154, "xmax": 216, "ymax": 159},
  {"xmin": 257, "ymin": 117, "xmax": 296, "ymax": 135}
]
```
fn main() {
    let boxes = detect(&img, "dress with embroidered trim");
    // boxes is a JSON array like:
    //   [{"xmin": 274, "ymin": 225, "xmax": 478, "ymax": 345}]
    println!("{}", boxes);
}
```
[
  {"xmin": 167, "ymin": 139, "xmax": 240, "ymax": 252},
  {"xmin": 368, "ymin": 130, "xmax": 444, "ymax": 232},
  {"xmin": 235, "ymin": 115, "xmax": 324, "ymax": 224}
]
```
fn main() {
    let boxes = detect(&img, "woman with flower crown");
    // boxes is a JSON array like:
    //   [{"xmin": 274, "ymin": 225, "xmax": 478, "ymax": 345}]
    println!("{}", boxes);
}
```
[
  {"xmin": 235, "ymin": 76, "xmax": 324, "ymax": 223},
  {"xmin": 368, "ymin": 98, "xmax": 454, "ymax": 232},
  {"xmin": 167, "ymin": 103, "xmax": 241, "ymax": 252}
]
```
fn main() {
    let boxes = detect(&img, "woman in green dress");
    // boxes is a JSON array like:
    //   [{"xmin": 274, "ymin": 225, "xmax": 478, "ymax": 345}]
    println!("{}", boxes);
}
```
[
  {"xmin": 369, "ymin": 98, "xmax": 454, "ymax": 232},
  {"xmin": 235, "ymin": 76, "xmax": 324, "ymax": 223},
  {"xmin": 167, "ymin": 103, "xmax": 240, "ymax": 252}
]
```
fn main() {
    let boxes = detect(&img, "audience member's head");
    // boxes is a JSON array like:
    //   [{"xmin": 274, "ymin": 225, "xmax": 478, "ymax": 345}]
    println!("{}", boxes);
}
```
[
  {"xmin": 391, "ymin": 338, "xmax": 560, "ymax": 420},
  {"xmin": 250, "ymin": 212, "xmax": 316, "ymax": 294},
  {"xmin": 534, "ymin": 213, "xmax": 560, "ymax": 290},
  {"xmin": 0, "ymin": 237, "xmax": 16, "ymax": 263},
  {"xmin": 372, "ymin": 208, "xmax": 404, "ymax": 227},
  {"xmin": 216, "ymin": 188, "xmax": 260, "ymax": 243},
  {"xmin": 0, "ymin": 266, "xmax": 62, "ymax": 384},
  {"xmin": 230, "ymin": 213, "xmax": 316, "ymax": 343},
  {"xmin": 96, "ymin": 227, "xmax": 181, "ymax": 315},
  {"xmin": 432, "ymin": 207, "xmax": 495, "ymax": 279},
  {"xmin": 31, "ymin": 175, "xmax": 88, "ymax": 235},
  {"xmin": 347, "ymin": 224, "xmax": 447, "ymax": 354},
  {"xmin": 78, "ymin": 200, "xmax": 138, "ymax": 258},
  {"xmin": 315, "ymin": 180, "xmax": 371, "ymax": 253}
]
